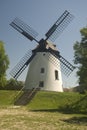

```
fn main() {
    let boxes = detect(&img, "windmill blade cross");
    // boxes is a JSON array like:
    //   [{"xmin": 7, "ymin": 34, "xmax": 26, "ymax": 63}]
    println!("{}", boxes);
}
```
[
  {"xmin": 10, "ymin": 50, "xmax": 36, "ymax": 79},
  {"xmin": 45, "ymin": 10, "xmax": 74, "ymax": 42},
  {"xmin": 10, "ymin": 18, "xmax": 38, "ymax": 41}
]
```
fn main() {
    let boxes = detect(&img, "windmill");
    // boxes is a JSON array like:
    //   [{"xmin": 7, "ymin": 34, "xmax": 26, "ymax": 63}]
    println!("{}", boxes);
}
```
[{"xmin": 10, "ymin": 10, "xmax": 75, "ymax": 92}]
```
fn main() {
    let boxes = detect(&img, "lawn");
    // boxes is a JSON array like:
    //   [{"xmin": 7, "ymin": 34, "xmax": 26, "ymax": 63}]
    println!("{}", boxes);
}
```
[{"xmin": 0, "ymin": 90, "xmax": 87, "ymax": 130}]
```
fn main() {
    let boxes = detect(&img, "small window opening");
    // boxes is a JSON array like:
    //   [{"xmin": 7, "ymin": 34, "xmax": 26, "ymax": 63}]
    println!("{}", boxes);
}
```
[
  {"xmin": 39, "ymin": 81, "xmax": 44, "ymax": 87},
  {"xmin": 55, "ymin": 70, "xmax": 59, "ymax": 80},
  {"xmin": 43, "ymin": 53, "xmax": 45, "ymax": 56},
  {"xmin": 41, "ymin": 68, "xmax": 45, "ymax": 73}
]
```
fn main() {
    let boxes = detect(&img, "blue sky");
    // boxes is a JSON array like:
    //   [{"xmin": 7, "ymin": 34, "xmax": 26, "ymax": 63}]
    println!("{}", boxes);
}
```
[{"xmin": 0, "ymin": 0, "xmax": 87, "ymax": 87}]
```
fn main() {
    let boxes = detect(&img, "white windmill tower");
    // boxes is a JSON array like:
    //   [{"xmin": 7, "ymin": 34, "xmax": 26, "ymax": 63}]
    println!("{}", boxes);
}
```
[
  {"xmin": 10, "ymin": 10, "xmax": 75, "ymax": 92},
  {"xmin": 25, "ymin": 40, "xmax": 63, "ymax": 92}
]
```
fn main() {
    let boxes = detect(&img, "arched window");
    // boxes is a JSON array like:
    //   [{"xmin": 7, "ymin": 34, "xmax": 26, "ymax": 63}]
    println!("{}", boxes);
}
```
[{"xmin": 55, "ymin": 70, "xmax": 59, "ymax": 80}]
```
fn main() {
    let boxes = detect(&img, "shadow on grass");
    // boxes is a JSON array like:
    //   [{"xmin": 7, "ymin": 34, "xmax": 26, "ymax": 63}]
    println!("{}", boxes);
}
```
[
  {"xmin": 61, "ymin": 116, "xmax": 87, "ymax": 125},
  {"xmin": 30, "ymin": 108, "xmax": 87, "ymax": 114},
  {"xmin": 31, "ymin": 109, "xmax": 87, "ymax": 125},
  {"xmin": 31, "ymin": 109, "xmax": 59, "ymax": 112}
]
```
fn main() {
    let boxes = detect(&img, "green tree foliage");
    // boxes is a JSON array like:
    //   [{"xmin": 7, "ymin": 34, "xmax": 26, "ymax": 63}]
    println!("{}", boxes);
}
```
[
  {"xmin": 6, "ymin": 78, "xmax": 24, "ymax": 90},
  {"xmin": 0, "ymin": 41, "xmax": 9, "ymax": 87},
  {"xmin": 73, "ymin": 27, "xmax": 87, "ymax": 92}
]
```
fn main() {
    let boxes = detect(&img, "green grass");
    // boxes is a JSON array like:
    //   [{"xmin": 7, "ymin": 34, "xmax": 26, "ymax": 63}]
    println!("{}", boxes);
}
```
[
  {"xmin": 0, "ymin": 90, "xmax": 16, "ymax": 106},
  {"xmin": 0, "ymin": 90, "xmax": 87, "ymax": 130},
  {"xmin": 0, "ymin": 90, "xmax": 87, "ymax": 113},
  {"xmin": 28, "ymin": 91, "xmax": 86, "ymax": 113}
]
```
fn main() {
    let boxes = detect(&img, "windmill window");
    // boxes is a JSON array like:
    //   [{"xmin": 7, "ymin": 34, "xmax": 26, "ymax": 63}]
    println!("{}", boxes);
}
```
[
  {"xmin": 39, "ymin": 81, "xmax": 44, "ymax": 87},
  {"xmin": 41, "ymin": 68, "xmax": 45, "ymax": 73},
  {"xmin": 55, "ymin": 70, "xmax": 59, "ymax": 80},
  {"xmin": 43, "ymin": 53, "xmax": 45, "ymax": 56}
]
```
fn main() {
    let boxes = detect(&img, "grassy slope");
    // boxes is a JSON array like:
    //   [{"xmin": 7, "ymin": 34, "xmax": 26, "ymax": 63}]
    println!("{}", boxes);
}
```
[
  {"xmin": 28, "ymin": 91, "xmax": 80, "ymax": 109},
  {"xmin": 28, "ymin": 91, "xmax": 87, "ymax": 114},
  {"xmin": 0, "ymin": 90, "xmax": 16, "ymax": 106},
  {"xmin": 0, "ymin": 90, "xmax": 87, "ymax": 113}
]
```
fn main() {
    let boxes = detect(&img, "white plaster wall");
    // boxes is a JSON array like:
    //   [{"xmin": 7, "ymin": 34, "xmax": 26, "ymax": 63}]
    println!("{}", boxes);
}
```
[{"xmin": 25, "ymin": 52, "xmax": 63, "ymax": 92}]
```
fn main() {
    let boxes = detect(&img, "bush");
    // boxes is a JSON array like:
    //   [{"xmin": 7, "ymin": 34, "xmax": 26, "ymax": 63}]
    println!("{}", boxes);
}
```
[{"xmin": 0, "ymin": 78, "xmax": 24, "ymax": 90}]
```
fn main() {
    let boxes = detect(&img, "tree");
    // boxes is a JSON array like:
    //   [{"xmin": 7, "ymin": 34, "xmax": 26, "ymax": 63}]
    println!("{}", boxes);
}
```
[
  {"xmin": 73, "ymin": 27, "xmax": 87, "ymax": 92},
  {"xmin": 0, "ymin": 41, "xmax": 9, "ymax": 87},
  {"xmin": 6, "ymin": 78, "xmax": 24, "ymax": 90}
]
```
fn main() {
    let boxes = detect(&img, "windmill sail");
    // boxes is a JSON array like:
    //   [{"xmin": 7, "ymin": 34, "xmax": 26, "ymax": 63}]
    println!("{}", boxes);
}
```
[
  {"xmin": 47, "ymin": 49, "xmax": 75, "ymax": 76},
  {"xmin": 10, "ymin": 50, "xmax": 36, "ymax": 79},
  {"xmin": 10, "ymin": 10, "xmax": 75, "ymax": 79},
  {"xmin": 45, "ymin": 10, "xmax": 74, "ymax": 42},
  {"xmin": 59, "ymin": 55, "xmax": 75, "ymax": 76},
  {"xmin": 10, "ymin": 18, "xmax": 38, "ymax": 41}
]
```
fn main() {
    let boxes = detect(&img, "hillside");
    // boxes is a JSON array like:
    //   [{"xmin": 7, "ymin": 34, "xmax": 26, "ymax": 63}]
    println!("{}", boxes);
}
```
[
  {"xmin": 27, "ymin": 91, "xmax": 87, "ymax": 114},
  {"xmin": 0, "ymin": 90, "xmax": 87, "ymax": 113}
]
